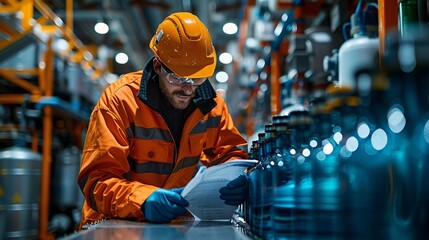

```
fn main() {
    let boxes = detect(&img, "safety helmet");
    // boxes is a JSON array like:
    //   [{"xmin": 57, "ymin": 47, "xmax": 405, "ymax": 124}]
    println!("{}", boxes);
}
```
[{"xmin": 149, "ymin": 12, "xmax": 217, "ymax": 78}]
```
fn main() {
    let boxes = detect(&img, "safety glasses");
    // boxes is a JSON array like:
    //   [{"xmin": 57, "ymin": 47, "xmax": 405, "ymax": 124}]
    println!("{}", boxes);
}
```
[{"xmin": 160, "ymin": 64, "xmax": 206, "ymax": 86}]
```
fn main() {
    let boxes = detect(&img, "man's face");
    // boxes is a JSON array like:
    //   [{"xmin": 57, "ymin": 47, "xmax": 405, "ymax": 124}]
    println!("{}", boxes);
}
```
[{"xmin": 154, "ymin": 59, "xmax": 197, "ymax": 110}]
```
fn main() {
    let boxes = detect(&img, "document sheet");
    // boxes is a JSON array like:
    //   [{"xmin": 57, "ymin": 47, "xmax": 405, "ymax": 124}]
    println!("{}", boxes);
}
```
[{"xmin": 181, "ymin": 159, "xmax": 258, "ymax": 221}]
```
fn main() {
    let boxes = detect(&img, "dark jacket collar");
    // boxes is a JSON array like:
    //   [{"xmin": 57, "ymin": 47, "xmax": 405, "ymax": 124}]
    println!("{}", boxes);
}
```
[{"xmin": 137, "ymin": 56, "xmax": 218, "ymax": 115}]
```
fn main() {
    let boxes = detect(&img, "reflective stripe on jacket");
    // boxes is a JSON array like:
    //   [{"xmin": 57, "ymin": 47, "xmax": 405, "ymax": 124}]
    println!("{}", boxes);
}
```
[{"xmin": 77, "ymin": 58, "xmax": 249, "ymax": 227}]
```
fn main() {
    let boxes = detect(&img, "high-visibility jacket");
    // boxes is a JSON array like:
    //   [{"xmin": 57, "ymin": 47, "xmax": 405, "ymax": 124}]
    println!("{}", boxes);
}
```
[{"xmin": 77, "ymin": 58, "xmax": 249, "ymax": 228}]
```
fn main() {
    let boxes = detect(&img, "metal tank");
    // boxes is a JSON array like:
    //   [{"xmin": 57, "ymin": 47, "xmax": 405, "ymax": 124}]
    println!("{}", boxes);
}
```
[
  {"xmin": 51, "ymin": 146, "xmax": 83, "ymax": 208},
  {"xmin": 0, "ymin": 146, "xmax": 42, "ymax": 239}
]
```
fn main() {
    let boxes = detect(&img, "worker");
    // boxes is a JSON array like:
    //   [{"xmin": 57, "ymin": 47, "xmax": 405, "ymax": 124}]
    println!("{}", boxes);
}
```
[{"xmin": 77, "ymin": 12, "xmax": 249, "ymax": 228}]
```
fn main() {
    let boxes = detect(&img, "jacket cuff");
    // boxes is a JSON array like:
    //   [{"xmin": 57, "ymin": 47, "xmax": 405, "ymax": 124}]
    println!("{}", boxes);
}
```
[{"xmin": 128, "ymin": 184, "xmax": 159, "ymax": 219}]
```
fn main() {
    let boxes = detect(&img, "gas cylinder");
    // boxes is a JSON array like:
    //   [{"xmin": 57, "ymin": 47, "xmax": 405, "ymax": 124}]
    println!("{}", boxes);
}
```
[{"xmin": 0, "ymin": 146, "xmax": 42, "ymax": 239}]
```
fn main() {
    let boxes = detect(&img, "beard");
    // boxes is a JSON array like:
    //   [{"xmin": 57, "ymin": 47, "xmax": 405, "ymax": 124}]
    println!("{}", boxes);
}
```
[{"xmin": 159, "ymin": 82, "xmax": 195, "ymax": 110}]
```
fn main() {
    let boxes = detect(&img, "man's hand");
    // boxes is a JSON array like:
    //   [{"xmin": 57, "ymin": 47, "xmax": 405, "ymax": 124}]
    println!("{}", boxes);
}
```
[
  {"xmin": 219, "ymin": 175, "xmax": 249, "ymax": 206},
  {"xmin": 142, "ymin": 187, "xmax": 189, "ymax": 223}
]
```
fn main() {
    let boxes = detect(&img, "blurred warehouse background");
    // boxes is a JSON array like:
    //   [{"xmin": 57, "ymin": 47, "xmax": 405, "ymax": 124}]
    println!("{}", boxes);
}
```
[{"xmin": 0, "ymin": 0, "xmax": 428, "ymax": 239}]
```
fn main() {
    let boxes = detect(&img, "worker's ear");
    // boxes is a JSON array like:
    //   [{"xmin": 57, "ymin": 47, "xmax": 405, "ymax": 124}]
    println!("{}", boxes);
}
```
[{"xmin": 153, "ymin": 58, "xmax": 162, "ymax": 75}]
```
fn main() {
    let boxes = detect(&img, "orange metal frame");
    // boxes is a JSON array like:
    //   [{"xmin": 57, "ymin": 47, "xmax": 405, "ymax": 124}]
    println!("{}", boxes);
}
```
[
  {"xmin": 270, "ymin": 51, "xmax": 281, "ymax": 115},
  {"xmin": 378, "ymin": 0, "xmax": 398, "ymax": 58}
]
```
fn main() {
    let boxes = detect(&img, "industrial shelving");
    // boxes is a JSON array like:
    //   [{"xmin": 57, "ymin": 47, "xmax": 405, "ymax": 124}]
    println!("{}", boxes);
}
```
[{"xmin": 0, "ymin": 1, "xmax": 109, "ymax": 239}]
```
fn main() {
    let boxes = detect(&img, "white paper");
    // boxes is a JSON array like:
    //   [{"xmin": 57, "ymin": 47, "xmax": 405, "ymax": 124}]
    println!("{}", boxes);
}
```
[{"xmin": 181, "ymin": 159, "xmax": 258, "ymax": 220}]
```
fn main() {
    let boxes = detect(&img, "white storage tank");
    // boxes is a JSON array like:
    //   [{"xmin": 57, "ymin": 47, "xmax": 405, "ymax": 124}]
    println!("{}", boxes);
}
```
[{"xmin": 338, "ymin": 36, "xmax": 379, "ymax": 90}]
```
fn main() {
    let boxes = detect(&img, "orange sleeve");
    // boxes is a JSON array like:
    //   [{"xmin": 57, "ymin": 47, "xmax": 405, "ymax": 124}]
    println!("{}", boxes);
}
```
[{"xmin": 78, "ymin": 105, "xmax": 157, "ymax": 221}]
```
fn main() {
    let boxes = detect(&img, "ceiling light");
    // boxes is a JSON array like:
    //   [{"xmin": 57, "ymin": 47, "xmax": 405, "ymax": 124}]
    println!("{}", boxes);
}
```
[
  {"xmin": 94, "ymin": 22, "xmax": 109, "ymax": 34},
  {"xmin": 53, "ymin": 38, "xmax": 69, "ymax": 55},
  {"xmin": 219, "ymin": 52, "xmax": 233, "ymax": 64},
  {"xmin": 216, "ymin": 71, "xmax": 229, "ymax": 83},
  {"xmin": 256, "ymin": 58, "xmax": 265, "ymax": 69},
  {"xmin": 115, "ymin": 52, "xmax": 129, "ymax": 64},
  {"xmin": 245, "ymin": 38, "xmax": 259, "ymax": 49},
  {"xmin": 223, "ymin": 22, "xmax": 238, "ymax": 35}
]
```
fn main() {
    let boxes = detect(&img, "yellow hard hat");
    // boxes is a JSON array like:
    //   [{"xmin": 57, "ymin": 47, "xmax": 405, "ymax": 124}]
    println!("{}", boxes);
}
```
[{"xmin": 149, "ymin": 12, "xmax": 217, "ymax": 78}]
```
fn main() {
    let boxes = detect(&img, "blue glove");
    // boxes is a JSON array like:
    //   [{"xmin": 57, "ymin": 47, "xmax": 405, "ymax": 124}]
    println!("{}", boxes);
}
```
[
  {"xmin": 219, "ymin": 175, "xmax": 249, "ymax": 206},
  {"xmin": 143, "ymin": 187, "xmax": 189, "ymax": 223}
]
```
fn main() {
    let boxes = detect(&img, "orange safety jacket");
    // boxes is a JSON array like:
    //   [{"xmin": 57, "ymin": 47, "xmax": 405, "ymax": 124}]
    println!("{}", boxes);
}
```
[{"xmin": 77, "ymin": 58, "xmax": 249, "ymax": 228}]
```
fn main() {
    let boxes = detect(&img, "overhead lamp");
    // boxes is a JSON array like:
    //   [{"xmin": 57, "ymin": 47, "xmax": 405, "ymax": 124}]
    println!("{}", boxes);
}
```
[
  {"xmin": 259, "ymin": 71, "xmax": 268, "ymax": 80},
  {"xmin": 260, "ymin": 83, "xmax": 268, "ymax": 92},
  {"xmin": 53, "ymin": 38, "xmax": 69, "ymax": 56},
  {"xmin": 115, "ymin": 52, "xmax": 129, "ymax": 64},
  {"xmin": 215, "ymin": 71, "xmax": 229, "ymax": 83},
  {"xmin": 256, "ymin": 58, "xmax": 265, "ymax": 69},
  {"xmin": 94, "ymin": 22, "xmax": 109, "ymax": 34},
  {"xmin": 223, "ymin": 22, "xmax": 238, "ymax": 35},
  {"xmin": 245, "ymin": 38, "xmax": 259, "ymax": 49},
  {"xmin": 219, "ymin": 52, "xmax": 233, "ymax": 64},
  {"xmin": 250, "ymin": 73, "xmax": 258, "ymax": 83}
]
